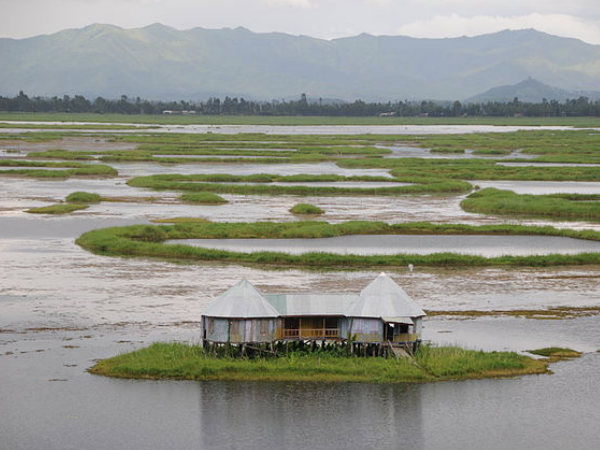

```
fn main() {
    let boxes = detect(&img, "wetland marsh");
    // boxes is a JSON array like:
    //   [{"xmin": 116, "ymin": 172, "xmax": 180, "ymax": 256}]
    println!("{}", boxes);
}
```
[{"xmin": 2, "ymin": 122, "xmax": 600, "ymax": 450}]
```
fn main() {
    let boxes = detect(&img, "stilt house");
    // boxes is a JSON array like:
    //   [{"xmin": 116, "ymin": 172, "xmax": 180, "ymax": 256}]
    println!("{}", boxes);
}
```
[{"xmin": 201, "ymin": 273, "xmax": 425, "ymax": 351}]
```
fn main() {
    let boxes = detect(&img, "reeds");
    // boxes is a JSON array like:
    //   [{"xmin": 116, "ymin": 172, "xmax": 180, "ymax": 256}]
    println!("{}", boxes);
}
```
[{"xmin": 461, "ymin": 188, "xmax": 600, "ymax": 221}]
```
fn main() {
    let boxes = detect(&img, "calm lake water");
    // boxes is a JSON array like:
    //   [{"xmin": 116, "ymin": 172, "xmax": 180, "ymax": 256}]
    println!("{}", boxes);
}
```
[
  {"xmin": 169, "ymin": 234, "xmax": 600, "ymax": 257},
  {"xmin": 1, "ymin": 319, "xmax": 599, "ymax": 450}
]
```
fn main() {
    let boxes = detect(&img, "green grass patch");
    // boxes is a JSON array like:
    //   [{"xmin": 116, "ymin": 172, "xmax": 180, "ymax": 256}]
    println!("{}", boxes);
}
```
[
  {"xmin": 26, "ymin": 203, "xmax": 89, "ymax": 214},
  {"xmin": 461, "ymin": 188, "xmax": 600, "ymax": 221},
  {"xmin": 338, "ymin": 157, "xmax": 600, "ymax": 182},
  {"xmin": 127, "ymin": 174, "xmax": 471, "ymax": 196},
  {"xmin": 527, "ymin": 347, "xmax": 582, "ymax": 360},
  {"xmin": 0, "ymin": 160, "xmax": 117, "ymax": 178},
  {"xmin": 30, "ymin": 149, "xmax": 96, "ymax": 160},
  {"xmin": 66, "ymin": 191, "xmax": 103, "ymax": 204},
  {"xmin": 75, "ymin": 221, "xmax": 600, "ymax": 269},
  {"xmin": 180, "ymin": 192, "xmax": 228, "ymax": 204},
  {"xmin": 290, "ymin": 203, "xmax": 324, "ymax": 215},
  {"xmin": 89, "ymin": 342, "xmax": 548, "ymax": 383}
]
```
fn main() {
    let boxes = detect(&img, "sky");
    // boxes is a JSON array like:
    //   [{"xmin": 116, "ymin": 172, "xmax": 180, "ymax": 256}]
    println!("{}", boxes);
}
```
[{"xmin": 1, "ymin": 0, "xmax": 600, "ymax": 44}]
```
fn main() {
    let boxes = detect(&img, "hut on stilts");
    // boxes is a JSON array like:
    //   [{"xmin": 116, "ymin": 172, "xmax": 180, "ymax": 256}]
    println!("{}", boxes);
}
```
[{"xmin": 201, "ymin": 273, "xmax": 426, "ymax": 357}]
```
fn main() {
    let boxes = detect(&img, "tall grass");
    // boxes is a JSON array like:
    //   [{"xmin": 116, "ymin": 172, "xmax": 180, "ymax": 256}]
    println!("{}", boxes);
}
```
[
  {"xmin": 461, "ymin": 188, "xmax": 600, "ymax": 221},
  {"xmin": 127, "ymin": 174, "xmax": 472, "ymax": 196},
  {"xmin": 75, "ymin": 220, "xmax": 600, "ymax": 269},
  {"xmin": 0, "ymin": 161, "xmax": 117, "ymax": 178},
  {"xmin": 89, "ymin": 342, "xmax": 548, "ymax": 383}
]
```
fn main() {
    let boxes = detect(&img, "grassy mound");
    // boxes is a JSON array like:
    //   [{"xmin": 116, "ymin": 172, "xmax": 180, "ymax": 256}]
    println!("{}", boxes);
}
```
[
  {"xmin": 527, "ymin": 347, "xmax": 582, "ymax": 360},
  {"xmin": 89, "ymin": 343, "xmax": 549, "ymax": 383},
  {"xmin": 66, "ymin": 191, "xmax": 102, "ymax": 204},
  {"xmin": 290, "ymin": 203, "xmax": 324, "ymax": 215}
]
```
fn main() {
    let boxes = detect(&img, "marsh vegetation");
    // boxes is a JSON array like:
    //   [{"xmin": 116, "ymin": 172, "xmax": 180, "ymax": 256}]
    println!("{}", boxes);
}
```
[
  {"xmin": 76, "ymin": 221, "xmax": 600, "ymax": 269},
  {"xmin": 89, "ymin": 342, "xmax": 549, "ymax": 383}
]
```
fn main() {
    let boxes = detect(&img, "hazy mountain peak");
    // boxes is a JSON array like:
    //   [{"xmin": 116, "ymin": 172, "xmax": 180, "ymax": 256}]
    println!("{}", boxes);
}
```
[
  {"xmin": 2, "ymin": 25, "xmax": 600, "ymax": 101},
  {"xmin": 467, "ymin": 77, "xmax": 600, "ymax": 103}
]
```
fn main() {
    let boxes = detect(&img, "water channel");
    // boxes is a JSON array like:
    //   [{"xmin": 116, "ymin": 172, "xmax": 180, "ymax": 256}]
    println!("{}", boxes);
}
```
[{"xmin": 170, "ymin": 234, "xmax": 600, "ymax": 257}]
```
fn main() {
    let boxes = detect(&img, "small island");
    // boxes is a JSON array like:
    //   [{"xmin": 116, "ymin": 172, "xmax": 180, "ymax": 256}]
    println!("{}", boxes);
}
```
[{"xmin": 89, "ymin": 342, "xmax": 579, "ymax": 383}]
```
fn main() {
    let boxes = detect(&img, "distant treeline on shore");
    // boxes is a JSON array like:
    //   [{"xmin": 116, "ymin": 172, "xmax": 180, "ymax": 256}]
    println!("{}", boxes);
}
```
[{"xmin": 2, "ymin": 91, "xmax": 600, "ymax": 117}]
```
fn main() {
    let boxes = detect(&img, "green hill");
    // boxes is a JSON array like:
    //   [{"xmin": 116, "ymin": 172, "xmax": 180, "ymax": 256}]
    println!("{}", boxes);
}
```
[{"xmin": 2, "ymin": 24, "xmax": 600, "ymax": 101}]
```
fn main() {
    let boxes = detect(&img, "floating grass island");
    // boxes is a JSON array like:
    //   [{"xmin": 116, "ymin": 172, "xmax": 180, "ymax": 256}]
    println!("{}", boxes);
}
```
[
  {"xmin": 180, "ymin": 192, "xmax": 228, "ymax": 204},
  {"xmin": 76, "ymin": 220, "xmax": 600, "ymax": 269},
  {"xmin": 65, "ymin": 191, "xmax": 102, "ymax": 204},
  {"xmin": 527, "ymin": 347, "xmax": 582, "ymax": 360},
  {"xmin": 290, "ymin": 203, "xmax": 324, "ymax": 215},
  {"xmin": 26, "ymin": 203, "xmax": 89, "ymax": 214},
  {"xmin": 89, "ymin": 343, "xmax": 558, "ymax": 383},
  {"xmin": 0, "ymin": 160, "xmax": 117, "ymax": 178},
  {"xmin": 461, "ymin": 188, "xmax": 600, "ymax": 222},
  {"xmin": 127, "ymin": 173, "xmax": 472, "ymax": 196}
]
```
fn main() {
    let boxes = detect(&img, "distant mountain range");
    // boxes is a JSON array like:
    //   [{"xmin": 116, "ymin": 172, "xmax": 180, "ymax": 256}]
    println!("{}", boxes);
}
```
[
  {"xmin": 2, "ymin": 24, "xmax": 600, "ymax": 101},
  {"xmin": 467, "ymin": 77, "xmax": 600, "ymax": 103}
]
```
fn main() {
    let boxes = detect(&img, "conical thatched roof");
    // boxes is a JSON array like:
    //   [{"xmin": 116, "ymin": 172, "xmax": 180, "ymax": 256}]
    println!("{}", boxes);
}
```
[
  {"xmin": 202, "ymin": 279, "xmax": 279, "ymax": 318},
  {"xmin": 347, "ymin": 273, "xmax": 425, "ymax": 319}
]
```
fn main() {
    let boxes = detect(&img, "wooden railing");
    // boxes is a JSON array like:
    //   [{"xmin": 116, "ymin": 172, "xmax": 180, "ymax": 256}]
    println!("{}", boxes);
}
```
[
  {"xmin": 283, "ymin": 328, "xmax": 340, "ymax": 339},
  {"xmin": 393, "ymin": 333, "xmax": 417, "ymax": 343}
]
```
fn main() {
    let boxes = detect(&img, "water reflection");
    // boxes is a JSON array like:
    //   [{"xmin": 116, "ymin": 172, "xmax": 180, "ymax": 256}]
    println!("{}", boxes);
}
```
[{"xmin": 198, "ymin": 382, "xmax": 423, "ymax": 450}]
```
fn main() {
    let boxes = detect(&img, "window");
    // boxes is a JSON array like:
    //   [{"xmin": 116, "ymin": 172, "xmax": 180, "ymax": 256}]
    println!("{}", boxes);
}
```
[{"xmin": 207, "ymin": 318, "xmax": 214, "ymax": 334}]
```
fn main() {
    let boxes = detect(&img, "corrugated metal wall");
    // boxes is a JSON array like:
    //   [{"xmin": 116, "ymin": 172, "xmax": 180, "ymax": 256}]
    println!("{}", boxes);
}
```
[
  {"xmin": 204, "ymin": 317, "xmax": 281, "ymax": 343},
  {"xmin": 205, "ymin": 317, "xmax": 230, "ymax": 343},
  {"xmin": 349, "ymin": 318, "xmax": 383, "ymax": 343}
]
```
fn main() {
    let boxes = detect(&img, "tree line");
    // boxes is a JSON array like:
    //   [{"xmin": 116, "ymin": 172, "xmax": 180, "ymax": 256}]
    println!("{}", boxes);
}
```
[{"xmin": 2, "ymin": 91, "xmax": 600, "ymax": 117}]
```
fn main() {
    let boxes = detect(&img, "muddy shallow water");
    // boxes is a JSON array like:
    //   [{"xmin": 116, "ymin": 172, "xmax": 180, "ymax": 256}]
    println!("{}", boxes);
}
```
[
  {"xmin": 109, "ymin": 160, "xmax": 394, "ymax": 178},
  {"xmin": 475, "ymin": 180, "xmax": 600, "ymax": 195}
]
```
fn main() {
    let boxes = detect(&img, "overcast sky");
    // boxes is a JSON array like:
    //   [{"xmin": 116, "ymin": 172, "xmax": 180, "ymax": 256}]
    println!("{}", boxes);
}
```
[{"xmin": 1, "ymin": 0, "xmax": 600, "ymax": 44}]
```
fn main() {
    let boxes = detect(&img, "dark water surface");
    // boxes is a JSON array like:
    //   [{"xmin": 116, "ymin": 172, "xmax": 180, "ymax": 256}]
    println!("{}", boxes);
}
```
[{"xmin": 1, "ymin": 323, "xmax": 599, "ymax": 450}]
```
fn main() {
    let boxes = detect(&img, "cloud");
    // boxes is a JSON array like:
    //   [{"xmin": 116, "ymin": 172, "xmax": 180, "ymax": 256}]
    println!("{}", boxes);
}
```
[
  {"xmin": 264, "ymin": 0, "xmax": 313, "ymax": 7},
  {"xmin": 396, "ymin": 13, "xmax": 600, "ymax": 44},
  {"xmin": 364, "ymin": 0, "xmax": 390, "ymax": 5}
]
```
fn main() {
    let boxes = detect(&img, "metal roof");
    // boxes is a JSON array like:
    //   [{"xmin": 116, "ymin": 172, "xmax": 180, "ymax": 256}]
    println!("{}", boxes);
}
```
[
  {"xmin": 347, "ymin": 273, "xmax": 426, "ymax": 319},
  {"xmin": 265, "ymin": 294, "xmax": 357, "ymax": 316},
  {"xmin": 382, "ymin": 316, "xmax": 414, "ymax": 325},
  {"xmin": 202, "ymin": 274, "xmax": 425, "ymax": 320},
  {"xmin": 202, "ymin": 279, "xmax": 280, "ymax": 318}
]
